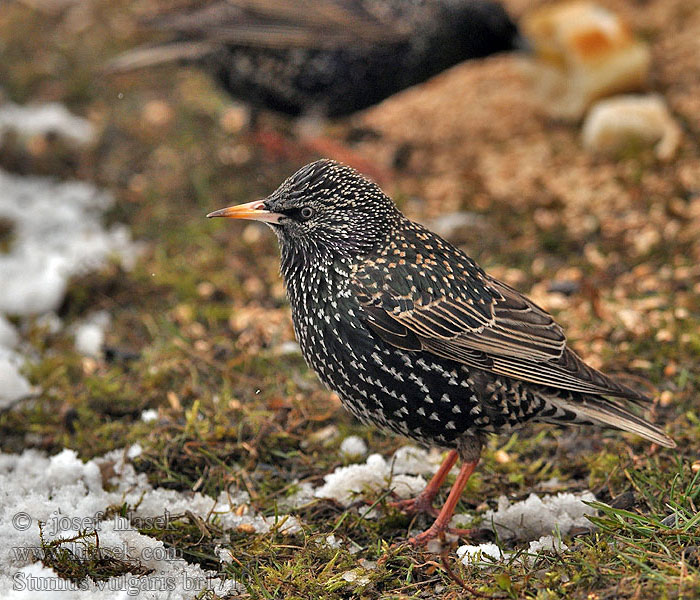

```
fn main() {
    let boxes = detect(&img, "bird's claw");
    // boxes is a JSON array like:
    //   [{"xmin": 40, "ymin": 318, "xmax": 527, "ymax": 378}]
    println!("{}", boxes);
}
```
[
  {"xmin": 402, "ymin": 526, "xmax": 491, "ymax": 550},
  {"xmin": 386, "ymin": 494, "xmax": 440, "ymax": 517}
]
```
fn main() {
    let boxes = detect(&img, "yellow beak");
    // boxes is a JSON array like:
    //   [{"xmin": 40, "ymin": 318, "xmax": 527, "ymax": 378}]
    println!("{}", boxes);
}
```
[{"xmin": 206, "ymin": 200, "xmax": 282, "ymax": 224}]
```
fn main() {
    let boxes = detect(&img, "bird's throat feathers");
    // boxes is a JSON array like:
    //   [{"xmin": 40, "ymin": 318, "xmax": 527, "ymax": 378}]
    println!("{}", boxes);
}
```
[{"xmin": 277, "ymin": 226, "xmax": 366, "ymax": 293}]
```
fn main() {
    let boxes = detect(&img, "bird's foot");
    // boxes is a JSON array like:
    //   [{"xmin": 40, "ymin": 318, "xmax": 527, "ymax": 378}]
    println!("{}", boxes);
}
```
[
  {"xmin": 386, "ymin": 493, "xmax": 439, "ymax": 518},
  {"xmin": 406, "ymin": 525, "xmax": 445, "ymax": 548},
  {"xmin": 406, "ymin": 525, "xmax": 480, "ymax": 548}
]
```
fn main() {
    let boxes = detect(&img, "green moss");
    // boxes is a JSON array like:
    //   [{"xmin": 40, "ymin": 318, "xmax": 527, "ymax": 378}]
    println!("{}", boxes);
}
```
[{"xmin": 38, "ymin": 525, "xmax": 152, "ymax": 584}]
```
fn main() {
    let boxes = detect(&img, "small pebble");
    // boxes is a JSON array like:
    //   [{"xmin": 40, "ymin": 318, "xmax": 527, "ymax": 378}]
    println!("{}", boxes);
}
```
[
  {"xmin": 659, "ymin": 390, "xmax": 673, "ymax": 407},
  {"xmin": 219, "ymin": 105, "xmax": 249, "ymax": 134},
  {"xmin": 142, "ymin": 99, "xmax": 173, "ymax": 127},
  {"xmin": 494, "ymin": 450, "xmax": 511, "ymax": 464},
  {"xmin": 197, "ymin": 281, "xmax": 216, "ymax": 298}
]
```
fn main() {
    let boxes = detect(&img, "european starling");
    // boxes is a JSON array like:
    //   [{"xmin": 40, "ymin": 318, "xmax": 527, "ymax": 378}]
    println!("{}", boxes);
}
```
[
  {"xmin": 208, "ymin": 160, "xmax": 675, "ymax": 546},
  {"xmin": 110, "ymin": 0, "xmax": 525, "ymax": 118}
]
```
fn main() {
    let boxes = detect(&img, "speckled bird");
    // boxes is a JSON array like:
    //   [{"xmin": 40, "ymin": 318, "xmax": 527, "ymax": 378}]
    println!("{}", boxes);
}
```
[
  {"xmin": 110, "ymin": 0, "xmax": 525, "ymax": 118},
  {"xmin": 208, "ymin": 160, "xmax": 675, "ymax": 546}
]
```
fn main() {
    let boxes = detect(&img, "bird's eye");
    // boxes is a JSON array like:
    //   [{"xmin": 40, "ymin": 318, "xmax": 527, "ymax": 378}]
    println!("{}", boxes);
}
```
[{"xmin": 299, "ymin": 207, "xmax": 314, "ymax": 220}]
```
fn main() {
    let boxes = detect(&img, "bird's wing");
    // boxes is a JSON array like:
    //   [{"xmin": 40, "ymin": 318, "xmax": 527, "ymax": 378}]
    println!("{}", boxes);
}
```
[
  {"xmin": 353, "ymin": 256, "xmax": 648, "ymax": 402},
  {"xmin": 145, "ymin": 0, "xmax": 407, "ymax": 49},
  {"xmin": 107, "ymin": 0, "xmax": 409, "ymax": 71}
]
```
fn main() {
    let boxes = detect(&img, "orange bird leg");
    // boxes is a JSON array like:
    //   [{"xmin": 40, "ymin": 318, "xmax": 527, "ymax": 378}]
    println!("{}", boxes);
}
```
[
  {"xmin": 387, "ymin": 449, "xmax": 459, "ymax": 517},
  {"xmin": 408, "ymin": 458, "xmax": 479, "ymax": 547}
]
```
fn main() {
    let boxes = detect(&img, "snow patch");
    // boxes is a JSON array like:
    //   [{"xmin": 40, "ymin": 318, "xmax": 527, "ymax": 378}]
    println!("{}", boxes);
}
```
[
  {"xmin": 0, "ymin": 102, "xmax": 143, "ymax": 411},
  {"xmin": 528, "ymin": 535, "xmax": 568, "ymax": 555},
  {"xmin": 320, "ymin": 534, "xmax": 342, "ymax": 549},
  {"xmin": 0, "ymin": 170, "xmax": 142, "ymax": 316},
  {"xmin": 126, "ymin": 443, "xmax": 142, "ymax": 459},
  {"xmin": 457, "ymin": 543, "xmax": 503, "ymax": 565},
  {"xmin": 74, "ymin": 311, "xmax": 111, "ymax": 357},
  {"xmin": 390, "ymin": 445, "xmax": 444, "ymax": 477},
  {"xmin": 339, "ymin": 435, "xmax": 367, "ymax": 459},
  {"xmin": 455, "ymin": 492, "xmax": 594, "ymax": 567},
  {"xmin": 311, "ymin": 446, "xmax": 450, "ymax": 508},
  {"xmin": 0, "ymin": 447, "xmax": 262, "ymax": 597},
  {"xmin": 0, "ymin": 356, "xmax": 32, "ymax": 409},
  {"xmin": 0, "ymin": 316, "xmax": 26, "ymax": 408},
  {"xmin": 140, "ymin": 409, "xmax": 158, "ymax": 423},
  {"xmin": 0, "ymin": 102, "xmax": 95, "ymax": 146},
  {"xmin": 0, "ymin": 316, "xmax": 19, "ymax": 348},
  {"xmin": 314, "ymin": 453, "xmax": 426, "ymax": 507},
  {"xmin": 341, "ymin": 569, "xmax": 370, "ymax": 585},
  {"xmin": 481, "ymin": 492, "xmax": 596, "ymax": 541},
  {"xmin": 281, "ymin": 481, "xmax": 316, "ymax": 510}
]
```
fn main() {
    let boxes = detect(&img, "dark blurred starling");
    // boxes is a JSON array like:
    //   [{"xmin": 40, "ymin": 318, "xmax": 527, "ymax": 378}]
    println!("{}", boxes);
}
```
[
  {"xmin": 110, "ymin": 0, "xmax": 526, "ymax": 118},
  {"xmin": 208, "ymin": 160, "xmax": 675, "ymax": 546}
]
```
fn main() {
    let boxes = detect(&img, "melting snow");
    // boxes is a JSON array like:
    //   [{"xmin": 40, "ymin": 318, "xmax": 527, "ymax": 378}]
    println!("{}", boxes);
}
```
[
  {"xmin": 312, "ymin": 443, "xmax": 451, "ymax": 507},
  {"xmin": 307, "ymin": 444, "xmax": 598, "ymax": 564},
  {"xmin": 320, "ymin": 534, "xmax": 343, "ymax": 549},
  {"xmin": 0, "ymin": 447, "xmax": 258, "ymax": 598},
  {"xmin": 341, "ymin": 569, "xmax": 370, "ymax": 585},
  {"xmin": 480, "ymin": 492, "xmax": 596, "ymax": 541},
  {"xmin": 339, "ymin": 435, "xmax": 368, "ymax": 459},
  {"xmin": 528, "ymin": 535, "xmax": 569, "ymax": 555},
  {"xmin": 455, "ymin": 492, "xmax": 594, "ymax": 566},
  {"xmin": 0, "ymin": 357, "xmax": 33, "ymax": 409},
  {"xmin": 457, "ymin": 543, "xmax": 503, "ymax": 565},
  {"xmin": 0, "ymin": 102, "xmax": 143, "ymax": 406},
  {"xmin": 0, "ymin": 316, "xmax": 31, "ymax": 409},
  {"xmin": 140, "ymin": 409, "xmax": 158, "ymax": 423},
  {"xmin": 314, "ymin": 452, "xmax": 427, "ymax": 507},
  {"xmin": 0, "ymin": 317, "xmax": 30, "ymax": 408},
  {"xmin": 0, "ymin": 170, "xmax": 140, "ymax": 316},
  {"xmin": 0, "ymin": 315, "xmax": 19, "ymax": 348},
  {"xmin": 73, "ymin": 311, "xmax": 111, "ymax": 357},
  {"xmin": 312, "ymin": 443, "xmax": 592, "ymax": 565},
  {"xmin": 390, "ymin": 445, "xmax": 445, "ymax": 477},
  {"xmin": 0, "ymin": 102, "xmax": 95, "ymax": 146},
  {"xmin": 0, "ymin": 436, "xmax": 599, "ymax": 594}
]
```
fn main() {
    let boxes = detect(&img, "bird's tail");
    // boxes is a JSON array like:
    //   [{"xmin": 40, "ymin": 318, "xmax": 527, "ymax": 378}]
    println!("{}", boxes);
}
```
[
  {"xmin": 545, "ymin": 395, "xmax": 676, "ymax": 448},
  {"xmin": 105, "ymin": 42, "xmax": 215, "ymax": 73}
]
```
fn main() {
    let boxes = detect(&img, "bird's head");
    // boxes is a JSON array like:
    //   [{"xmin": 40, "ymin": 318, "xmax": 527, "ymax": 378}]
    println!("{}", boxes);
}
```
[{"xmin": 208, "ymin": 160, "xmax": 400, "ymax": 264}]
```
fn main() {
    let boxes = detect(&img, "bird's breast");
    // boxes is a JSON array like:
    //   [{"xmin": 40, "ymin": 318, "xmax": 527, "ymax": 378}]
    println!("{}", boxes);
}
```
[{"xmin": 284, "ymin": 265, "xmax": 513, "ymax": 446}]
